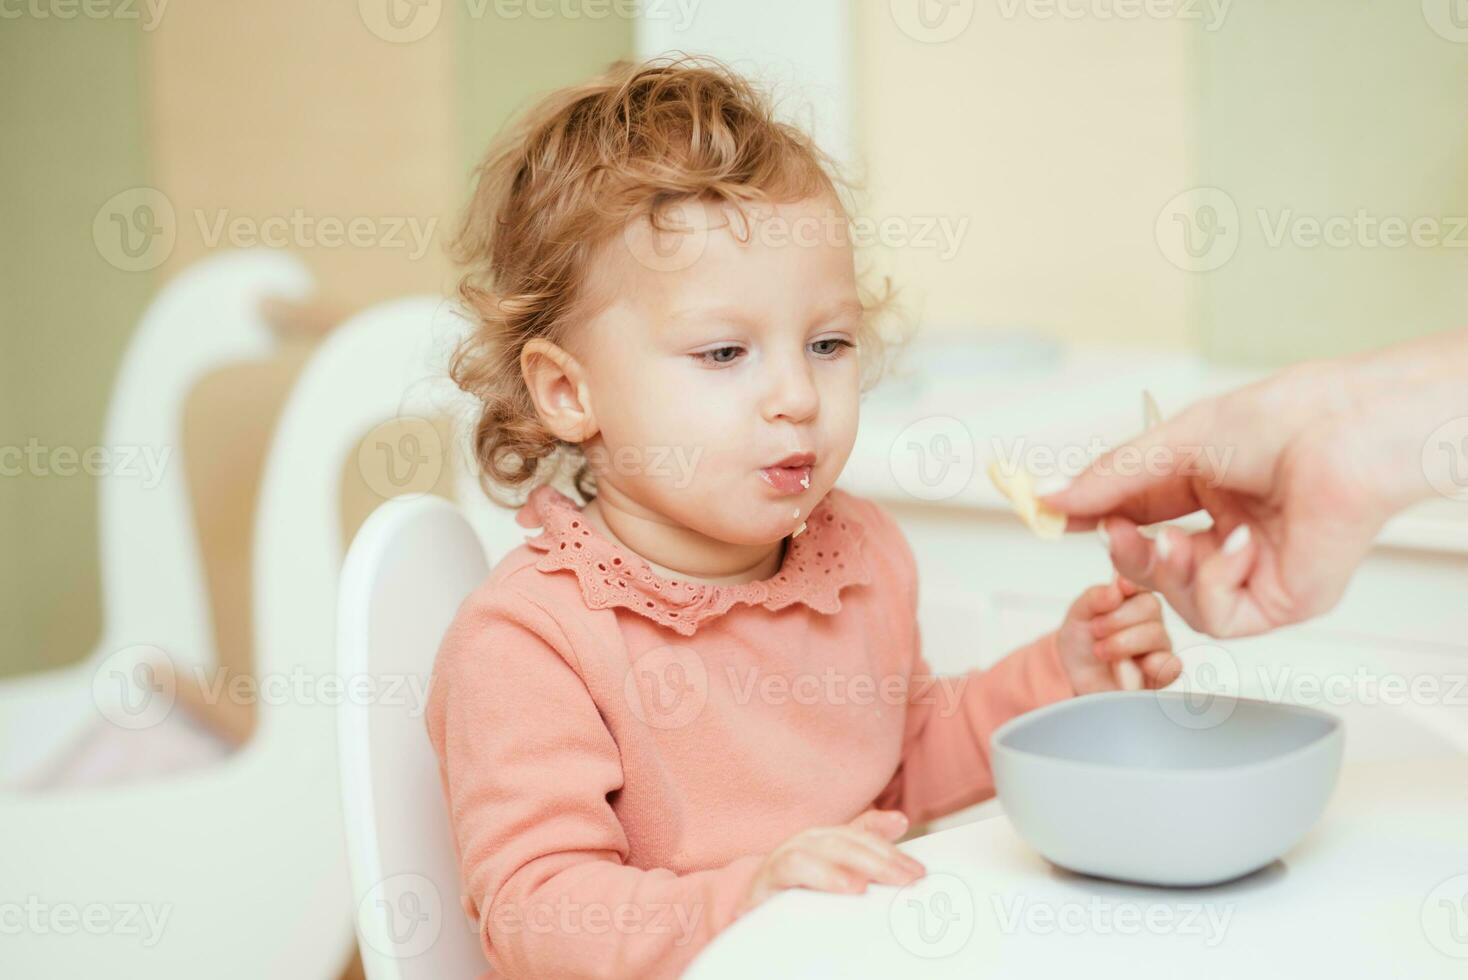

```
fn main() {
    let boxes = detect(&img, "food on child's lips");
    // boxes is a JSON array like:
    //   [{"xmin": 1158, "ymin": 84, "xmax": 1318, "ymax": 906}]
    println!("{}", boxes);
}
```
[
  {"xmin": 759, "ymin": 452, "xmax": 814, "ymax": 496},
  {"xmin": 987, "ymin": 461, "xmax": 1067, "ymax": 539}
]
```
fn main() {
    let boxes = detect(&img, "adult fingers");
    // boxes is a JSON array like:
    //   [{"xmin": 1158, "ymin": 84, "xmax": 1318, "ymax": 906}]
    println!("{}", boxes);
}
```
[
  {"xmin": 1038, "ymin": 407, "xmax": 1219, "ymax": 521},
  {"xmin": 1192, "ymin": 523, "xmax": 1262, "ymax": 636}
]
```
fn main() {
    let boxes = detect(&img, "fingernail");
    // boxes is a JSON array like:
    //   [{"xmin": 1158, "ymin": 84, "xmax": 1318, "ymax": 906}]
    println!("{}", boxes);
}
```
[
  {"xmin": 1155, "ymin": 528, "xmax": 1172, "ymax": 561},
  {"xmin": 1223, "ymin": 524, "xmax": 1251, "ymax": 555},
  {"xmin": 1097, "ymin": 519, "xmax": 1112, "ymax": 552},
  {"xmin": 1034, "ymin": 474, "xmax": 1071, "ymax": 496}
]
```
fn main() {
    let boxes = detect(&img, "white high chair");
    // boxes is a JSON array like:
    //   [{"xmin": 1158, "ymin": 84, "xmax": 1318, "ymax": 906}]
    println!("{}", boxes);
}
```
[
  {"xmin": 0, "ymin": 248, "xmax": 305, "ymax": 785},
  {"xmin": 337, "ymin": 495, "xmax": 494, "ymax": 980}
]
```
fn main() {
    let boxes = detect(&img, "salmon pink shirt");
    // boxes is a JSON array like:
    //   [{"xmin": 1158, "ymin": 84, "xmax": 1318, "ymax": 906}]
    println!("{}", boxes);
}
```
[{"xmin": 425, "ymin": 484, "xmax": 1077, "ymax": 979}]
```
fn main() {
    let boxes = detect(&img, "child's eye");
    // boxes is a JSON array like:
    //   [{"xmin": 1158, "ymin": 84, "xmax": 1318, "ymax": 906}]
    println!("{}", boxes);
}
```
[
  {"xmin": 810, "ymin": 337, "xmax": 856, "ymax": 358},
  {"xmin": 694, "ymin": 345, "xmax": 744, "ymax": 366}
]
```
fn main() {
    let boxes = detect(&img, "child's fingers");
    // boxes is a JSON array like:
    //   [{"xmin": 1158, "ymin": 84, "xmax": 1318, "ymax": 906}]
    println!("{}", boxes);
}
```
[
  {"xmin": 1093, "ymin": 621, "xmax": 1172, "ymax": 662},
  {"xmin": 847, "ymin": 808, "xmax": 908, "ymax": 842},
  {"xmin": 1111, "ymin": 657, "xmax": 1145, "ymax": 691},
  {"xmin": 787, "ymin": 834, "xmax": 920, "ymax": 891},
  {"xmin": 1090, "ymin": 591, "xmax": 1163, "ymax": 638},
  {"xmin": 1069, "ymin": 581, "xmax": 1125, "ymax": 621},
  {"xmin": 1139, "ymin": 651, "xmax": 1183, "ymax": 688},
  {"xmin": 769, "ymin": 848, "xmax": 868, "ymax": 895},
  {"xmin": 825, "ymin": 828, "xmax": 925, "ymax": 882}
]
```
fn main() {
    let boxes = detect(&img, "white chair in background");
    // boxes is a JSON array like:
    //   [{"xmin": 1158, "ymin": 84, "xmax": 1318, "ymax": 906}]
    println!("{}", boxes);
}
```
[
  {"xmin": 0, "ymin": 248, "xmax": 307, "ymax": 785},
  {"xmin": 337, "ymin": 495, "xmax": 493, "ymax": 980},
  {"xmin": 1, "ymin": 288, "xmax": 476, "ymax": 977}
]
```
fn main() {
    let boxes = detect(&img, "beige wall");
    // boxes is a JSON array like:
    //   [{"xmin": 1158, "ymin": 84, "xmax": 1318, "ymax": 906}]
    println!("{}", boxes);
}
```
[
  {"xmin": 852, "ymin": 4, "xmax": 1192, "ymax": 349},
  {"xmin": 852, "ymin": 4, "xmax": 1466, "ymax": 364}
]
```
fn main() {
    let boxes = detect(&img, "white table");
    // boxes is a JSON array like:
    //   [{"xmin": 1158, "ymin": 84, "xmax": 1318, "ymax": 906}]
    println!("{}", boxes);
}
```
[{"xmin": 688, "ymin": 750, "xmax": 1468, "ymax": 979}]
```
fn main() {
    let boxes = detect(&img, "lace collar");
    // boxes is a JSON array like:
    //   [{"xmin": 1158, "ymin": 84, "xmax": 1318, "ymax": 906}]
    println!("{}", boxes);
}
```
[{"xmin": 514, "ymin": 485, "xmax": 873, "ymax": 636}]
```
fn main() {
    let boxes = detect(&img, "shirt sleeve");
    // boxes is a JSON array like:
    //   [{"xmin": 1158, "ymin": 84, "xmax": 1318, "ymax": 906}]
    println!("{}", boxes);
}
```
[
  {"xmin": 424, "ymin": 584, "xmax": 764, "ymax": 980},
  {"xmin": 872, "ymin": 627, "xmax": 1076, "ymax": 824},
  {"xmin": 861, "ymin": 503, "xmax": 1077, "ymax": 825}
]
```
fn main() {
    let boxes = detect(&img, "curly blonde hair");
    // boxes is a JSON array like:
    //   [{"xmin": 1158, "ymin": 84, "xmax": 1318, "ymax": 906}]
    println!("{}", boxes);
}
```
[{"xmin": 449, "ymin": 54, "xmax": 902, "ymax": 506}]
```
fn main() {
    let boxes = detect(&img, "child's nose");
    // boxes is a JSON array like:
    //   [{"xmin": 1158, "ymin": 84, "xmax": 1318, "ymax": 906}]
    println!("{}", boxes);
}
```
[{"xmin": 760, "ymin": 353, "xmax": 820, "ymax": 424}]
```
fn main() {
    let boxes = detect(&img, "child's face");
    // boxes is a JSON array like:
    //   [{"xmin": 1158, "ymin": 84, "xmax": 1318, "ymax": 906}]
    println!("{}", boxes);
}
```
[{"xmin": 575, "ymin": 193, "xmax": 863, "ymax": 545}]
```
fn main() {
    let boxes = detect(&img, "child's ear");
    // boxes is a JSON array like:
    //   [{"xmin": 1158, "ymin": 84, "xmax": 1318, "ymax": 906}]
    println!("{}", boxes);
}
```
[{"xmin": 521, "ymin": 337, "xmax": 597, "ymax": 443}]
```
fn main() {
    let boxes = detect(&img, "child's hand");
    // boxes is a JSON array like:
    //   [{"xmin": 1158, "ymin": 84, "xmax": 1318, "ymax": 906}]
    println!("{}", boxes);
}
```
[
  {"xmin": 1057, "ymin": 574, "xmax": 1182, "ymax": 695},
  {"xmin": 735, "ymin": 809, "xmax": 925, "ymax": 917}
]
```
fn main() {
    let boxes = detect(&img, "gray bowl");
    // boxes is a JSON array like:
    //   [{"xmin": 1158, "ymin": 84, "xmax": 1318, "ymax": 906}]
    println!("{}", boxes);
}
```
[{"xmin": 991, "ymin": 691, "xmax": 1344, "ymax": 886}]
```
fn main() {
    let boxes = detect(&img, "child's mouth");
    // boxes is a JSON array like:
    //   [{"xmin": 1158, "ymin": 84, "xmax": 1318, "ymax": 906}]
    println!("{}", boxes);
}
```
[{"xmin": 759, "ymin": 462, "xmax": 813, "ymax": 496}]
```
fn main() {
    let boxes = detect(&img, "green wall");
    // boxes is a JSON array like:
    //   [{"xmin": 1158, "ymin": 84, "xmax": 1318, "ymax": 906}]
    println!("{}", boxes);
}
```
[
  {"xmin": 0, "ymin": 18, "xmax": 153, "ymax": 677},
  {"xmin": 1193, "ymin": 4, "xmax": 1468, "ymax": 365}
]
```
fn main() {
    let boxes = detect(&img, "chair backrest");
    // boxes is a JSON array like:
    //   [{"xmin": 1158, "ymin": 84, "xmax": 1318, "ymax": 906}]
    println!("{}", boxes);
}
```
[
  {"xmin": 101, "ymin": 249, "xmax": 308, "ymax": 668},
  {"xmin": 337, "ymin": 495, "xmax": 490, "ymax": 980}
]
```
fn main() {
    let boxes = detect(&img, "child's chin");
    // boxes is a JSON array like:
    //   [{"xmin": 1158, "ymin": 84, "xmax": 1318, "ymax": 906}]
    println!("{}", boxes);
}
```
[{"xmin": 748, "ymin": 501, "xmax": 819, "ymax": 542}]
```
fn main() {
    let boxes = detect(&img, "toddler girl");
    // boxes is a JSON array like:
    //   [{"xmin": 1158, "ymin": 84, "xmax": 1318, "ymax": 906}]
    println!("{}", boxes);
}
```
[{"xmin": 425, "ymin": 55, "xmax": 1179, "ymax": 980}]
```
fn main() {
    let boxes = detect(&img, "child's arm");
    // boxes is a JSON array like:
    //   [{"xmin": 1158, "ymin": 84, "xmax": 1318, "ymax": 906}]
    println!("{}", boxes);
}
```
[
  {"xmin": 856, "ymin": 497, "xmax": 1175, "ymax": 826},
  {"xmin": 425, "ymin": 589, "xmax": 763, "ymax": 980},
  {"xmin": 870, "ymin": 572, "xmax": 1177, "ymax": 826},
  {"xmin": 853, "ymin": 495, "xmax": 1076, "ymax": 825},
  {"xmin": 870, "ymin": 626, "xmax": 1075, "ymax": 825}
]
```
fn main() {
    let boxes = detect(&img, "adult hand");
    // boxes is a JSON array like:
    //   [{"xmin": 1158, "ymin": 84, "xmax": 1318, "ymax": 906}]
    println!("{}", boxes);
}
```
[{"xmin": 1038, "ymin": 329, "xmax": 1467, "ymax": 637}]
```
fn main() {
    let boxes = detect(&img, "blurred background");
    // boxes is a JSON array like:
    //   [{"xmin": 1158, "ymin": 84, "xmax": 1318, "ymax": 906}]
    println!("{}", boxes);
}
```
[{"xmin": 2, "ymin": 2, "xmax": 1465, "ymax": 977}]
